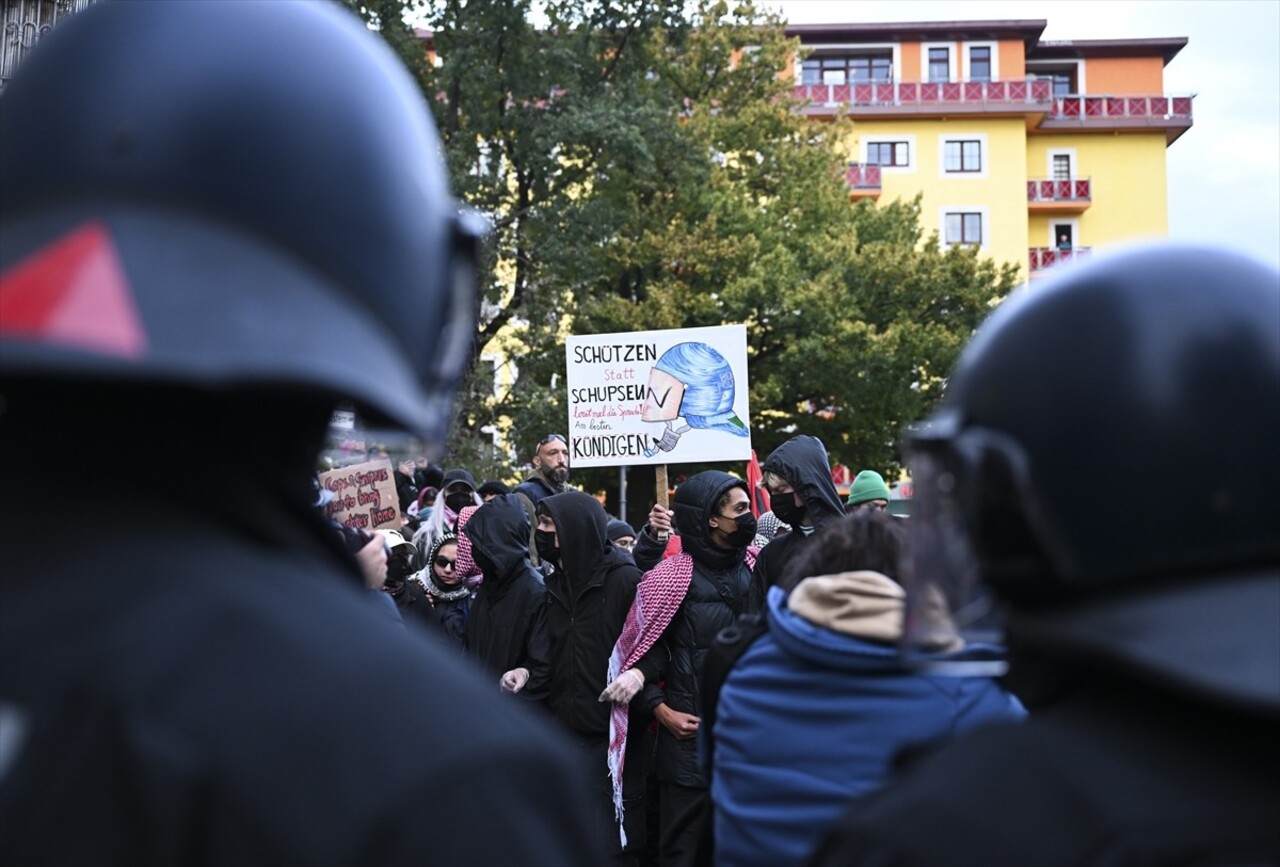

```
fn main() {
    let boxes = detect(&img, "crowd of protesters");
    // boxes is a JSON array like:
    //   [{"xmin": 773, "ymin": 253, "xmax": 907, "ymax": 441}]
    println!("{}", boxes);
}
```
[
  {"xmin": 3, "ymin": 2, "xmax": 1275, "ymax": 865},
  {"xmin": 321, "ymin": 429, "xmax": 1033, "ymax": 867}
]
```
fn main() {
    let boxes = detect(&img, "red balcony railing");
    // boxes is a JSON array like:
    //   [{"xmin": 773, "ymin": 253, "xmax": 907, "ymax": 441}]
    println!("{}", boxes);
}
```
[
  {"xmin": 1027, "ymin": 178, "xmax": 1091, "ymax": 203},
  {"xmin": 1029, "ymin": 247, "xmax": 1093, "ymax": 272},
  {"xmin": 846, "ymin": 163, "xmax": 882, "ymax": 190},
  {"xmin": 1049, "ymin": 94, "xmax": 1193, "ymax": 122},
  {"xmin": 791, "ymin": 82, "xmax": 1193, "ymax": 128},
  {"xmin": 792, "ymin": 78, "xmax": 1053, "ymax": 109}
]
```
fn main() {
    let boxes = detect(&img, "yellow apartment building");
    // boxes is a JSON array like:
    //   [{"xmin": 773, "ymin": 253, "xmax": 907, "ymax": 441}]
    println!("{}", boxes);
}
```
[{"xmin": 786, "ymin": 19, "xmax": 1192, "ymax": 279}]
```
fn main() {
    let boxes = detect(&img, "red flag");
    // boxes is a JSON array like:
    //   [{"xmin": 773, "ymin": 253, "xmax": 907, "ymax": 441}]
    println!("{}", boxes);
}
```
[{"xmin": 745, "ymin": 448, "xmax": 770, "ymax": 518}]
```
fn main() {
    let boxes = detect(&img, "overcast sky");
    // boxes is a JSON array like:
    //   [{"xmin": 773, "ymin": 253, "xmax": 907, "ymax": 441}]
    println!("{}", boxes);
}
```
[{"xmin": 763, "ymin": 0, "xmax": 1280, "ymax": 270}]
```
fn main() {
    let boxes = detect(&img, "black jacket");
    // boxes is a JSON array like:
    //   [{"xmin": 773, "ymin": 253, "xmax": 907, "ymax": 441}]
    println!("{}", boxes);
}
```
[
  {"xmin": 513, "ymin": 471, "xmax": 570, "ymax": 567},
  {"xmin": 808, "ymin": 670, "xmax": 1280, "ymax": 867},
  {"xmin": 0, "ymin": 436, "xmax": 600, "ymax": 866},
  {"xmin": 513, "ymin": 471, "xmax": 562, "ymax": 505},
  {"xmin": 463, "ymin": 493, "xmax": 551, "ymax": 702},
  {"xmin": 752, "ymin": 435, "xmax": 845, "ymax": 603},
  {"xmin": 393, "ymin": 468, "xmax": 419, "ymax": 513},
  {"xmin": 542, "ymin": 491, "xmax": 646, "ymax": 737},
  {"xmin": 639, "ymin": 471, "xmax": 757, "ymax": 788}
]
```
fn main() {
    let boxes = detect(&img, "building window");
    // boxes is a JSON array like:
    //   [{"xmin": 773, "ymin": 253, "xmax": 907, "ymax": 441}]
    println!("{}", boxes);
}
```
[
  {"xmin": 928, "ymin": 47, "xmax": 950, "ymax": 83},
  {"xmin": 867, "ymin": 141, "xmax": 910, "ymax": 167},
  {"xmin": 968, "ymin": 46, "xmax": 992, "ymax": 82},
  {"xmin": 944, "ymin": 212, "xmax": 983, "ymax": 246},
  {"xmin": 944, "ymin": 140, "xmax": 982, "ymax": 173},
  {"xmin": 1027, "ymin": 61, "xmax": 1081, "ymax": 96},
  {"xmin": 1052, "ymin": 154, "xmax": 1072, "ymax": 180},
  {"xmin": 801, "ymin": 52, "xmax": 893, "ymax": 84}
]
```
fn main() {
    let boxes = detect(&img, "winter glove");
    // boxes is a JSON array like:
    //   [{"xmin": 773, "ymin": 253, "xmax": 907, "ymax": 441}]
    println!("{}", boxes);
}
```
[
  {"xmin": 598, "ymin": 668, "xmax": 645, "ymax": 704},
  {"xmin": 500, "ymin": 667, "xmax": 530, "ymax": 694}
]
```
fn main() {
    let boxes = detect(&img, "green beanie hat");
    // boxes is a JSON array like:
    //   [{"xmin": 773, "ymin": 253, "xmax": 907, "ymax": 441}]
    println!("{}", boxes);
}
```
[{"xmin": 846, "ymin": 470, "xmax": 891, "ymax": 506}]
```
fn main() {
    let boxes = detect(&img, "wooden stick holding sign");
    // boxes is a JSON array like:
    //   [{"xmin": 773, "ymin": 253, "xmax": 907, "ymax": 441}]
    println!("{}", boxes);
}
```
[{"xmin": 655, "ymin": 464, "xmax": 669, "ymax": 542}]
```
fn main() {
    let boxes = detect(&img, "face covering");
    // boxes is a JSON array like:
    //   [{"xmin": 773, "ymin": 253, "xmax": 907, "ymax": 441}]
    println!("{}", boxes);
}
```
[
  {"xmin": 716, "ymin": 512, "xmax": 758, "ymax": 548},
  {"xmin": 471, "ymin": 549, "xmax": 498, "ymax": 578},
  {"xmin": 444, "ymin": 491, "xmax": 473, "ymax": 513},
  {"xmin": 771, "ymin": 496, "xmax": 805, "ymax": 528},
  {"xmin": 535, "ymin": 529, "xmax": 560, "ymax": 566}
]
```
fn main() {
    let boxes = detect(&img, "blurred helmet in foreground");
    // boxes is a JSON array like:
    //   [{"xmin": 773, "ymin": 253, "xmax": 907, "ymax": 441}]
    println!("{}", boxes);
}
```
[
  {"xmin": 0, "ymin": 0, "xmax": 485, "ymax": 451},
  {"xmin": 903, "ymin": 243, "xmax": 1280, "ymax": 710}
]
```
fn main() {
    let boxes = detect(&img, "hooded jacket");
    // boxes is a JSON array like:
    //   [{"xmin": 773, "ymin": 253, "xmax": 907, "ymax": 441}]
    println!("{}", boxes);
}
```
[
  {"xmin": 541, "ymin": 492, "xmax": 645, "ymax": 737},
  {"xmin": 639, "ymin": 471, "xmax": 758, "ymax": 788},
  {"xmin": 463, "ymin": 494, "xmax": 550, "ymax": 702},
  {"xmin": 513, "ymin": 468, "xmax": 571, "ymax": 567},
  {"xmin": 751, "ymin": 435, "xmax": 845, "ymax": 603},
  {"xmin": 713, "ymin": 581, "xmax": 1025, "ymax": 867}
]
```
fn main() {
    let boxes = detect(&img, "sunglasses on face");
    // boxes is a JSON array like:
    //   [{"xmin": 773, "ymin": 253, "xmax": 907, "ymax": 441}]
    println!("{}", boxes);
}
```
[{"xmin": 433, "ymin": 556, "xmax": 456, "ymax": 569}]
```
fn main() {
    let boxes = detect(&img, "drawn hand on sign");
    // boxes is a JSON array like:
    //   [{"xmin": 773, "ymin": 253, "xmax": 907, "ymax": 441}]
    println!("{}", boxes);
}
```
[
  {"xmin": 643, "ymin": 421, "xmax": 691, "ymax": 457},
  {"xmin": 641, "ymin": 341, "xmax": 748, "ymax": 458}
]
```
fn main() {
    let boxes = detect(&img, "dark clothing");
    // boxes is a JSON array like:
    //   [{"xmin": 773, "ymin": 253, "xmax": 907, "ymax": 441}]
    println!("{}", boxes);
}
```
[
  {"xmin": 641, "ymin": 560, "xmax": 754, "ymax": 788},
  {"xmin": 660, "ymin": 782, "xmax": 712, "ymax": 867},
  {"xmin": 513, "ymin": 470, "xmax": 569, "ymax": 566},
  {"xmin": 512, "ymin": 471, "xmax": 564, "ymax": 506},
  {"xmin": 542, "ymin": 491, "xmax": 645, "ymax": 737},
  {"xmin": 749, "ymin": 528, "xmax": 807, "ymax": 601},
  {"xmin": 414, "ymin": 464, "xmax": 444, "ymax": 492},
  {"xmin": 807, "ymin": 673, "xmax": 1280, "ymax": 867},
  {"xmin": 639, "ymin": 472, "xmax": 758, "ymax": 789},
  {"xmin": 0, "ymin": 439, "xmax": 600, "ymax": 866},
  {"xmin": 463, "ymin": 494, "xmax": 551, "ymax": 702},
  {"xmin": 421, "ymin": 581, "xmax": 470, "ymax": 649},
  {"xmin": 752, "ymin": 436, "xmax": 845, "ymax": 602},
  {"xmin": 417, "ymin": 533, "xmax": 470, "ymax": 649},
  {"xmin": 388, "ymin": 573, "xmax": 470, "ymax": 649},
  {"xmin": 542, "ymin": 491, "xmax": 652, "ymax": 859},
  {"xmin": 574, "ymin": 731, "xmax": 648, "ymax": 867},
  {"xmin": 385, "ymin": 574, "xmax": 436, "ymax": 627},
  {"xmin": 393, "ymin": 468, "xmax": 419, "ymax": 512},
  {"xmin": 632, "ymin": 523, "xmax": 669, "ymax": 573}
]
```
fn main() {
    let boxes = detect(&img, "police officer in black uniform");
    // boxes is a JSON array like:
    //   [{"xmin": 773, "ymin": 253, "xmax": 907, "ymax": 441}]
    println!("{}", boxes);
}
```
[
  {"xmin": 0, "ymin": 3, "xmax": 600, "ymax": 864},
  {"xmin": 808, "ymin": 244, "xmax": 1280, "ymax": 866}
]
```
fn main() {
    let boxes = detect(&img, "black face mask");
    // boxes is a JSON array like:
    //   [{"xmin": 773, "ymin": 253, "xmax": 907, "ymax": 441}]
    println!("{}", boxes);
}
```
[
  {"xmin": 444, "ymin": 491, "xmax": 473, "ymax": 513},
  {"xmin": 771, "ymin": 496, "xmax": 805, "ymax": 528},
  {"xmin": 535, "ymin": 529, "xmax": 560, "ymax": 566},
  {"xmin": 715, "ymin": 512, "xmax": 757, "ymax": 548}
]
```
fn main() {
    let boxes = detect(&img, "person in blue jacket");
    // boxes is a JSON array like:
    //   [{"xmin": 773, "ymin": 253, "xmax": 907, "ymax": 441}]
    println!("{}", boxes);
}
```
[{"xmin": 709, "ymin": 510, "xmax": 1025, "ymax": 867}]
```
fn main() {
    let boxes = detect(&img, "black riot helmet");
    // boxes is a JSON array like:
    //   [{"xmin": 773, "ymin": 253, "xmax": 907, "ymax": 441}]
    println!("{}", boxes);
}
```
[
  {"xmin": 0, "ymin": 1, "xmax": 484, "ymax": 448},
  {"xmin": 904, "ymin": 243, "xmax": 1280, "ymax": 710}
]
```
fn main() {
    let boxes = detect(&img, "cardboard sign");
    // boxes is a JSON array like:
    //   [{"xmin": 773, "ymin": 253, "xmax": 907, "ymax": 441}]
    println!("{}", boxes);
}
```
[
  {"xmin": 565, "ymin": 324, "xmax": 751, "ymax": 468},
  {"xmin": 318, "ymin": 458, "xmax": 401, "ymax": 532}
]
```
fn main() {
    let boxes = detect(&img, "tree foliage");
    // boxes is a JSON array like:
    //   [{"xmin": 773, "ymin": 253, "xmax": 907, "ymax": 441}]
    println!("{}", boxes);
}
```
[{"xmin": 346, "ymin": 0, "xmax": 1019, "ymax": 492}]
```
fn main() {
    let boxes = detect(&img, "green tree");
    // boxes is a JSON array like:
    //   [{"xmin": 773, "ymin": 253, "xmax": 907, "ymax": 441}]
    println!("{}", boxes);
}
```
[{"xmin": 347, "ymin": 0, "xmax": 1019, "ymax": 498}]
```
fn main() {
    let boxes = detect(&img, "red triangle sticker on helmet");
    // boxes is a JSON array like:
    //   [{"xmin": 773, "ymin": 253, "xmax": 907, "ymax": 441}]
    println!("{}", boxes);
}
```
[{"xmin": 0, "ymin": 221, "xmax": 147, "ymax": 358}]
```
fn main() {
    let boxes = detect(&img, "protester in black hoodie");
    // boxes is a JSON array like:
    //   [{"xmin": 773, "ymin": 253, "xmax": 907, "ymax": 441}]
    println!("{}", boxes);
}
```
[
  {"xmin": 539, "ymin": 491, "xmax": 656, "ymax": 864},
  {"xmin": 615, "ymin": 471, "xmax": 758, "ymax": 867},
  {"xmin": 463, "ymin": 494, "xmax": 551, "ymax": 702},
  {"xmin": 751, "ymin": 435, "xmax": 846, "ymax": 605}
]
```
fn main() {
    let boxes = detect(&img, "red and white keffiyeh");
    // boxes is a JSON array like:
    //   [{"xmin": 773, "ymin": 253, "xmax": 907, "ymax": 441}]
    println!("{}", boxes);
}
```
[
  {"xmin": 605, "ymin": 547, "xmax": 756, "ymax": 847},
  {"xmin": 453, "ymin": 504, "xmax": 482, "ymax": 585}
]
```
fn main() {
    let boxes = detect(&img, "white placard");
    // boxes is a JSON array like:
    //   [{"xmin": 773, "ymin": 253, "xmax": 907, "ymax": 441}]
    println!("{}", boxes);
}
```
[{"xmin": 565, "ymin": 324, "xmax": 751, "ymax": 468}]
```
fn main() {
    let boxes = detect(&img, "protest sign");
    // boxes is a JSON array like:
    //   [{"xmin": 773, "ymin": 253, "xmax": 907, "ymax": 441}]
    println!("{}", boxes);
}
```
[
  {"xmin": 565, "ymin": 324, "xmax": 751, "ymax": 468},
  {"xmin": 318, "ymin": 458, "xmax": 400, "ymax": 532}
]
